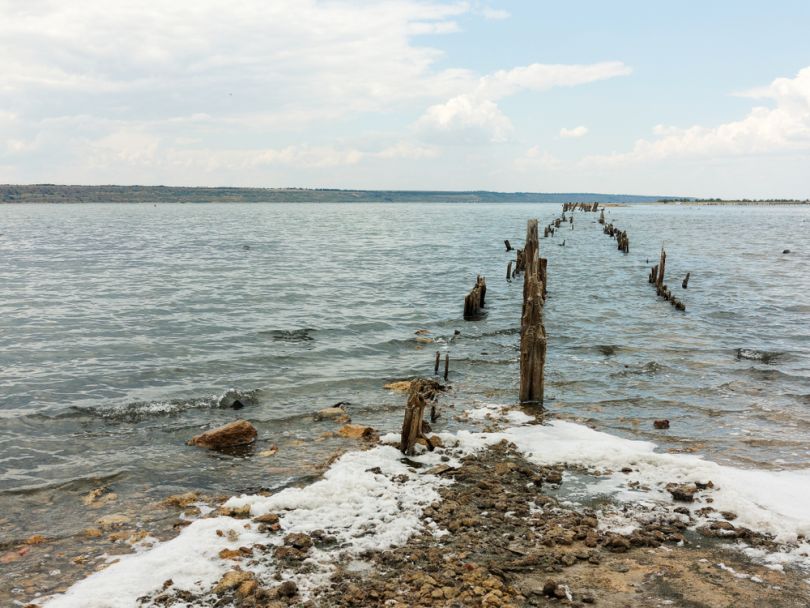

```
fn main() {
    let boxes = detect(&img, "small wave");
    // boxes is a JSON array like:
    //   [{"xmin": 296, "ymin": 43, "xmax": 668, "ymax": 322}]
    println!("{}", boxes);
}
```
[
  {"xmin": 610, "ymin": 361, "xmax": 665, "ymax": 377},
  {"xmin": 735, "ymin": 348, "xmax": 784, "ymax": 364},
  {"xmin": 84, "ymin": 388, "xmax": 260, "ymax": 422}
]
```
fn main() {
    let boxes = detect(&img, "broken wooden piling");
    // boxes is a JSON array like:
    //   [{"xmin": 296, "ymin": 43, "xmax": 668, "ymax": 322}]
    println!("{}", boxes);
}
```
[
  {"xmin": 463, "ymin": 275, "xmax": 487, "ymax": 319},
  {"xmin": 519, "ymin": 219, "xmax": 547, "ymax": 405},
  {"xmin": 649, "ymin": 248, "xmax": 685, "ymax": 311},
  {"xmin": 506, "ymin": 260, "xmax": 512, "ymax": 281},
  {"xmin": 504, "ymin": 239, "xmax": 513, "ymax": 252},
  {"xmin": 682, "ymin": 272, "xmax": 690, "ymax": 289},
  {"xmin": 434, "ymin": 351, "xmax": 440, "ymax": 375}
]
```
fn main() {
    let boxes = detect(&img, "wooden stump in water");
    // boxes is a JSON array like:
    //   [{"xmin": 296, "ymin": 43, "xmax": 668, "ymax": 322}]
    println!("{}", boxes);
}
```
[
  {"xmin": 682, "ymin": 272, "xmax": 690, "ymax": 289},
  {"xmin": 444, "ymin": 353, "xmax": 449, "ymax": 381},
  {"xmin": 434, "ymin": 350, "xmax": 440, "ymax": 375},
  {"xmin": 463, "ymin": 275, "xmax": 487, "ymax": 320},
  {"xmin": 400, "ymin": 391, "xmax": 426, "ymax": 456},
  {"xmin": 506, "ymin": 260, "xmax": 512, "ymax": 281},
  {"xmin": 504, "ymin": 239, "xmax": 513, "ymax": 252},
  {"xmin": 519, "ymin": 219, "xmax": 547, "ymax": 405}
]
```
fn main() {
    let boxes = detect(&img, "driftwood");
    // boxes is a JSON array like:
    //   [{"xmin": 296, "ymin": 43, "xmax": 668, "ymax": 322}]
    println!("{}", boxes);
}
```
[
  {"xmin": 463, "ymin": 275, "xmax": 487, "ymax": 319},
  {"xmin": 519, "ymin": 219, "xmax": 547, "ymax": 404}
]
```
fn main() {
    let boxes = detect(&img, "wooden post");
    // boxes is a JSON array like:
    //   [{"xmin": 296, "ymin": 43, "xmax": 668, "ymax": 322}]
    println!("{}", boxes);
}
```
[
  {"xmin": 506, "ymin": 260, "xmax": 512, "ymax": 281},
  {"xmin": 682, "ymin": 272, "xmax": 690, "ymax": 289},
  {"xmin": 400, "ymin": 391, "xmax": 426, "ymax": 456},
  {"xmin": 444, "ymin": 353, "xmax": 449, "ymax": 381},
  {"xmin": 519, "ymin": 219, "xmax": 546, "ymax": 405},
  {"xmin": 463, "ymin": 275, "xmax": 487, "ymax": 319},
  {"xmin": 657, "ymin": 249, "xmax": 666, "ymax": 287},
  {"xmin": 434, "ymin": 351, "xmax": 440, "ymax": 375},
  {"xmin": 504, "ymin": 239, "xmax": 513, "ymax": 252}
]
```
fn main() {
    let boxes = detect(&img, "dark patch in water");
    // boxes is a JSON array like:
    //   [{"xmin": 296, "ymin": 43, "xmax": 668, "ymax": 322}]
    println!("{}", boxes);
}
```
[
  {"xmin": 735, "ymin": 348, "xmax": 783, "ymax": 364},
  {"xmin": 597, "ymin": 344, "xmax": 619, "ymax": 356},
  {"xmin": 611, "ymin": 361, "xmax": 664, "ymax": 377},
  {"xmin": 264, "ymin": 329, "xmax": 315, "ymax": 342}
]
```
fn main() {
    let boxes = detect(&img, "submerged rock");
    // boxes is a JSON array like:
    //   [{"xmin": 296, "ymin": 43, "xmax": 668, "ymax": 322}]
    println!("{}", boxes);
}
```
[
  {"xmin": 187, "ymin": 420, "xmax": 257, "ymax": 449},
  {"xmin": 654, "ymin": 419, "xmax": 670, "ymax": 429},
  {"xmin": 338, "ymin": 424, "xmax": 377, "ymax": 440}
]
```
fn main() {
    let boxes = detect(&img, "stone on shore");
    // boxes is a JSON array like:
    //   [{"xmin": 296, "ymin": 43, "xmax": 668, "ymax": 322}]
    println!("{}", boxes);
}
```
[
  {"xmin": 313, "ymin": 406, "xmax": 350, "ymax": 423},
  {"xmin": 338, "ymin": 424, "xmax": 377, "ymax": 440},
  {"xmin": 187, "ymin": 420, "xmax": 257, "ymax": 449},
  {"xmin": 666, "ymin": 482, "xmax": 698, "ymax": 502}
]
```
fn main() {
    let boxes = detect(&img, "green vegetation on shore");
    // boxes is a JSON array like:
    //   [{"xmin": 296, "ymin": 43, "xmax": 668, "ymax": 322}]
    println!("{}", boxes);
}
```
[{"xmin": 1, "ymin": 184, "xmax": 670, "ymax": 204}]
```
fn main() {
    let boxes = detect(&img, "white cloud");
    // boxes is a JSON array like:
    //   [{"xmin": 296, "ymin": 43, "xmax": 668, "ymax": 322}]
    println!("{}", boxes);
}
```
[
  {"xmin": 376, "ymin": 141, "xmax": 440, "ymax": 160},
  {"xmin": 480, "ymin": 8, "xmax": 510, "ymax": 20},
  {"xmin": 560, "ymin": 125, "xmax": 588, "ymax": 138},
  {"xmin": 586, "ymin": 65, "xmax": 810, "ymax": 165},
  {"xmin": 515, "ymin": 146, "xmax": 560, "ymax": 171},
  {"xmin": 415, "ymin": 95, "xmax": 513, "ymax": 143},
  {"xmin": 475, "ymin": 61, "xmax": 631, "ymax": 100},
  {"xmin": 414, "ymin": 61, "xmax": 630, "ymax": 143}
]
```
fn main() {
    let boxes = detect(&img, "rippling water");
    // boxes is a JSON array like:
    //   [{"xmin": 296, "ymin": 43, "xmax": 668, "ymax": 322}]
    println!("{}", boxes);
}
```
[{"xmin": 1, "ymin": 202, "xmax": 808, "ymax": 550}]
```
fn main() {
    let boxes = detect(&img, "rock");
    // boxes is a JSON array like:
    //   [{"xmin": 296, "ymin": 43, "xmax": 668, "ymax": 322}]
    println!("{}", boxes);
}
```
[
  {"xmin": 258, "ymin": 445, "xmax": 278, "ymax": 457},
  {"xmin": 783, "ymin": 249, "xmax": 791, "ymax": 254},
  {"xmin": 384, "ymin": 380, "xmax": 412, "ymax": 392},
  {"xmin": 338, "ymin": 424, "xmax": 377, "ymax": 440},
  {"xmin": 314, "ymin": 406, "xmax": 348, "ymax": 421},
  {"xmin": 605, "ymin": 534, "xmax": 631, "ymax": 552},
  {"xmin": 653, "ymin": 419, "xmax": 670, "ymax": 429},
  {"xmin": 187, "ymin": 420, "xmax": 257, "ymax": 449},
  {"xmin": 213, "ymin": 570, "xmax": 254, "ymax": 594},
  {"xmin": 24, "ymin": 534, "xmax": 47, "ymax": 545},
  {"xmin": 218, "ymin": 504, "xmax": 251, "ymax": 518},
  {"xmin": 542, "ymin": 580, "xmax": 558, "ymax": 597},
  {"xmin": 284, "ymin": 532, "xmax": 313, "ymax": 550},
  {"xmin": 96, "ymin": 514, "xmax": 131, "ymax": 528},
  {"xmin": 415, "ymin": 329, "xmax": 431, "ymax": 335},
  {"xmin": 253, "ymin": 513, "xmax": 280, "ymax": 524},
  {"xmin": 161, "ymin": 492, "xmax": 198, "ymax": 508},
  {"xmin": 666, "ymin": 483, "xmax": 698, "ymax": 502},
  {"xmin": 237, "ymin": 579, "xmax": 257, "ymax": 598},
  {"xmin": 82, "ymin": 487, "xmax": 117, "ymax": 507},
  {"xmin": 276, "ymin": 580, "xmax": 298, "ymax": 598},
  {"xmin": 84, "ymin": 528, "xmax": 103, "ymax": 538}
]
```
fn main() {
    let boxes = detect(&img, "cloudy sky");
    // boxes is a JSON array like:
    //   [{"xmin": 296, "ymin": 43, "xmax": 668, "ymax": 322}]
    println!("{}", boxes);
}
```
[{"xmin": 1, "ymin": 0, "xmax": 809, "ymax": 197}]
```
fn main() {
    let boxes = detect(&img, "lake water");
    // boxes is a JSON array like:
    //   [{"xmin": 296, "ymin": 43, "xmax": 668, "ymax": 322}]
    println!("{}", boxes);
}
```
[{"xmin": 1, "ymin": 202, "xmax": 809, "ymax": 599}]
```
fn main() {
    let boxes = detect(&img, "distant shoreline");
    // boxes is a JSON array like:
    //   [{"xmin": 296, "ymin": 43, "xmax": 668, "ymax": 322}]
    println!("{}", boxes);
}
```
[{"xmin": 0, "ymin": 184, "xmax": 676, "ymax": 205}]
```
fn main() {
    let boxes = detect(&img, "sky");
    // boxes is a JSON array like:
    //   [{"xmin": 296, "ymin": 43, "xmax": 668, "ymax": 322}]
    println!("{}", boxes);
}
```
[{"xmin": 1, "ymin": 0, "xmax": 810, "ymax": 197}]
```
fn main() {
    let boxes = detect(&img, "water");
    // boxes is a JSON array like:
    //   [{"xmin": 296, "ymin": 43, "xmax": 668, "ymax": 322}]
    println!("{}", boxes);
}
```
[{"xmin": 1, "ymin": 202, "xmax": 808, "ymax": 592}]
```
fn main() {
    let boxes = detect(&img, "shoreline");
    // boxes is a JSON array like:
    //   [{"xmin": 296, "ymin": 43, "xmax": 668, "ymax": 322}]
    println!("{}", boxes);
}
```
[{"xmin": 25, "ymin": 404, "xmax": 810, "ymax": 608}]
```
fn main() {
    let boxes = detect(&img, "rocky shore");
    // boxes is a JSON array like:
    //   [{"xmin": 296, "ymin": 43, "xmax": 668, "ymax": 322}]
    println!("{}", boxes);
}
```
[{"xmin": 87, "ymin": 407, "xmax": 809, "ymax": 608}]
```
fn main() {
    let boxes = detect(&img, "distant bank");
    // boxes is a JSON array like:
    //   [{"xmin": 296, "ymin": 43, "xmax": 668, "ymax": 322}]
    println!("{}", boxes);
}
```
[{"xmin": 0, "ymin": 185, "xmax": 673, "ymax": 204}]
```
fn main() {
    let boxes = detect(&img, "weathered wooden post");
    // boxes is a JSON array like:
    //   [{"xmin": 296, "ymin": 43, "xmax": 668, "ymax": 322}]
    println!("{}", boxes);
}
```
[
  {"xmin": 434, "ymin": 351, "xmax": 440, "ymax": 375},
  {"xmin": 504, "ymin": 239, "xmax": 513, "ymax": 252},
  {"xmin": 519, "ymin": 219, "xmax": 546, "ymax": 405},
  {"xmin": 682, "ymin": 272, "xmax": 690, "ymax": 289},
  {"xmin": 463, "ymin": 275, "xmax": 487, "ymax": 319},
  {"xmin": 444, "ymin": 353, "xmax": 449, "ymax": 381},
  {"xmin": 506, "ymin": 261, "xmax": 512, "ymax": 281},
  {"xmin": 400, "ymin": 390, "xmax": 426, "ymax": 456}
]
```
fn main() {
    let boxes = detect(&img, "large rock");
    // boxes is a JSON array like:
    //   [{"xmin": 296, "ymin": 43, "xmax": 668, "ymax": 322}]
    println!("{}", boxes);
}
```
[{"xmin": 187, "ymin": 420, "xmax": 257, "ymax": 449}]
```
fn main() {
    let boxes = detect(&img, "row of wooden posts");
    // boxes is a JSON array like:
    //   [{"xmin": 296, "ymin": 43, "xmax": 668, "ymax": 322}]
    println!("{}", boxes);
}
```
[
  {"xmin": 400, "ymin": 218, "xmax": 550, "ymax": 454},
  {"xmin": 562, "ymin": 202, "xmax": 599, "ymax": 212},
  {"xmin": 648, "ymin": 249, "xmax": 687, "ymax": 311}
]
